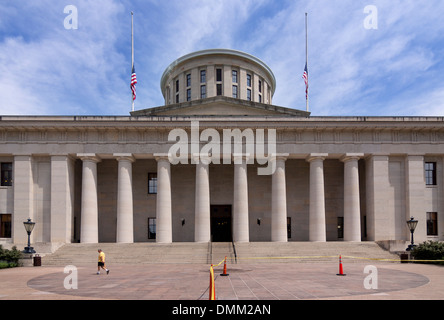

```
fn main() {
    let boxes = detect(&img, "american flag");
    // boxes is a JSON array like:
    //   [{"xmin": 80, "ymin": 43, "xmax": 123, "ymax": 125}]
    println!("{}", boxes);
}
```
[
  {"xmin": 302, "ymin": 63, "xmax": 308, "ymax": 100},
  {"xmin": 131, "ymin": 65, "xmax": 137, "ymax": 101}
]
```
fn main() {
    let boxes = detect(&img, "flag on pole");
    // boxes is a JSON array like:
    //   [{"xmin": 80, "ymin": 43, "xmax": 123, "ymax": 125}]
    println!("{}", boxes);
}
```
[
  {"xmin": 131, "ymin": 65, "xmax": 137, "ymax": 101},
  {"xmin": 303, "ymin": 63, "xmax": 308, "ymax": 100}
]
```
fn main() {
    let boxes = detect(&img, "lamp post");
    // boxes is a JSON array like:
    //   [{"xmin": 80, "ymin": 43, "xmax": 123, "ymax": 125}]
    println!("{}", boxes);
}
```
[
  {"xmin": 23, "ymin": 218, "xmax": 36, "ymax": 254},
  {"xmin": 406, "ymin": 217, "xmax": 418, "ymax": 251}
]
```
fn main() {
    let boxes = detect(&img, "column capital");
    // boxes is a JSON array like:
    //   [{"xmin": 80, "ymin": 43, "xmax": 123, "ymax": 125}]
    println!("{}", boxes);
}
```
[
  {"xmin": 192, "ymin": 153, "xmax": 213, "ymax": 165},
  {"xmin": 306, "ymin": 153, "xmax": 328, "ymax": 163},
  {"xmin": 114, "ymin": 153, "xmax": 135, "ymax": 162},
  {"xmin": 256, "ymin": 153, "xmax": 289, "ymax": 162},
  {"xmin": 233, "ymin": 153, "xmax": 251, "ymax": 164},
  {"xmin": 50, "ymin": 154, "xmax": 75, "ymax": 162},
  {"xmin": 154, "ymin": 153, "xmax": 171, "ymax": 162},
  {"xmin": 340, "ymin": 153, "xmax": 364, "ymax": 163},
  {"xmin": 275, "ymin": 153, "xmax": 289, "ymax": 162},
  {"xmin": 365, "ymin": 154, "xmax": 389, "ymax": 161},
  {"xmin": 405, "ymin": 154, "xmax": 425, "ymax": 161},
  {"xmin": 77, "ymin": 153, "xmax": 101, "ymax": 163},
  {"xmin": 13, "ymin": 154, "xmax": 32, "ymax": 160}
]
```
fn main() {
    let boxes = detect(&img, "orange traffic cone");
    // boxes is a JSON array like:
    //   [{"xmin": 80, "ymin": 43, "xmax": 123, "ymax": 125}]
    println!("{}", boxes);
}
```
[
  {"xmin": 337, "ymin": 255, "xmax": 346, "ymax": 276},
  {"xmin": 209, "ymin": 264, "xmax": 216, "ymax": 300},
  {"xmin": 220, "ymin": 256, "xmax": 229, "ymax": 276}
]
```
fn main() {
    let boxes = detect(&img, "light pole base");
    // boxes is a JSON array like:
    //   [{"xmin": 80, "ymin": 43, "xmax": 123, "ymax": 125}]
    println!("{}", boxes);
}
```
[{"xmin": 23, "ymin": 247, "xmax": 36, "ymax": 254}]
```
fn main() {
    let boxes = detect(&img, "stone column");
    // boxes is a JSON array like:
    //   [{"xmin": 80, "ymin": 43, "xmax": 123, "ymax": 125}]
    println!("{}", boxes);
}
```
[
  {"xmin": 306, "ymin": 154, "xmax": 328, "ymax": 242},
  {"xmin": 78, "ymin": 154, "xmax": 101, "ymax": 244},
  {"xmin": 194, "ymin": 155, "xmax": 211, "ymax": 243},
  {"xmin": 50, "ymin": 155, "xmax": 75, "ymax": 243},
  {"xmin": 365, "ymin": 155, "xmax": 390, "ymax": 241},
  {"xmin": 115, "ymin": 154, "xmax": 135, "ymax": 243},
  {"xmin": 155, "ymin": 154, "xmax": 172, "ymax": 243},
  {"xmin": 341, "ymin": 154, "xmax": 364, "ymax": 242},
  {"xmin": 233, "ymin": 154, "xmax": 249, "ymax": 242},
  {"xmin": 271, "ymin": 155, "xmax": 288, "ymax": 242},
  {"xmin": 405, "ymin": 155, "xmax": 426, "ymax": 243},
  {"xmin": 12, "ymin": 155, "xmax": 34, "ymax": 245}
]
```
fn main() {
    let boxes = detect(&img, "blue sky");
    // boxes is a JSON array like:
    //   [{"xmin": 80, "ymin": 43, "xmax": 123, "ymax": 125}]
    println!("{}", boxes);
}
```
[{"xmin": 1, "ymin": 0, "xmax": 444, "ymax": 116}]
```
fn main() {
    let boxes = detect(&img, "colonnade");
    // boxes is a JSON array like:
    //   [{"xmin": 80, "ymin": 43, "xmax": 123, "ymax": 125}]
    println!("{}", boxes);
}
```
[{"xmin": 77, "ymin": 152, "xmax": 364, "ymax": 244}]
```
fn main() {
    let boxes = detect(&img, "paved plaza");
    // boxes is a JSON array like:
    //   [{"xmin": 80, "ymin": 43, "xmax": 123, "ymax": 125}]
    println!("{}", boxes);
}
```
[{"xmin": 0, "ymin": 259, "xmax": 443, "ymax": 301}]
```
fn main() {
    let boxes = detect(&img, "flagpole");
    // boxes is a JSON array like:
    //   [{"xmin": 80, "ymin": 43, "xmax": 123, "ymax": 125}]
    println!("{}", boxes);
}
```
[
  {"xmin": 131, "ymin": 11, "xmax": 134, "ymax": 112},
  {"xmin": 305, "ymin": 12, "xmax": 309, "ymax": 113}
]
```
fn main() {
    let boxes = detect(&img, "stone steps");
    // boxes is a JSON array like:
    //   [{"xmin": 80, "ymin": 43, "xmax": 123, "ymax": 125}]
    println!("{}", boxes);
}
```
[
  {"xmin": 232, "ymin": 241, "xmax": 400, "ymax": 263},
  {"xmin": 40, "ymin": 241, "xmax": 400, "ymax": 266}
]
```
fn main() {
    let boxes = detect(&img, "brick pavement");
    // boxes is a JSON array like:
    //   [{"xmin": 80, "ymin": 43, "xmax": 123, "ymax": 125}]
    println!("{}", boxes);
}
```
[{"xmin": 0, "ymin": 260, "xmax": 443, "ymax": 301}]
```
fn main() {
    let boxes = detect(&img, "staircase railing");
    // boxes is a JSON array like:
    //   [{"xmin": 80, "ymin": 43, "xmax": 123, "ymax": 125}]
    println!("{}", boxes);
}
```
[
  {"xmin": 208, "ymin": 238, "xmax": 213, "ymax": 264},
  {"xmin": 231, "ymin": 240, "xmax": 237, "ymax": 264}
]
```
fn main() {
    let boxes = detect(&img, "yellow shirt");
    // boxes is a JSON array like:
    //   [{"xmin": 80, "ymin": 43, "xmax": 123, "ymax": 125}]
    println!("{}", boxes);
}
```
[{"xmin": 98, "ymin": 252, "xmax": 105, "ymax": 263}]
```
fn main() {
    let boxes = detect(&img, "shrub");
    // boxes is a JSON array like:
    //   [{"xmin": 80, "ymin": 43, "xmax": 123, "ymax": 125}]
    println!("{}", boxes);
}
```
[
  {"xmin": 411, "ymin": 241, "xmax": 444, "ymax": 265},
  {"xmin": 0, "ymin": 245, "xmax": 23, "ymax": 268}
]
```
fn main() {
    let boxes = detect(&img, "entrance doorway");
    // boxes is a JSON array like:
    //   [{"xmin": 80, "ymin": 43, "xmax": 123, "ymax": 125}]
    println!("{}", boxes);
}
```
[{"xmin": 210, "ymin": 205, "xmax": 232, "ymax": 242}]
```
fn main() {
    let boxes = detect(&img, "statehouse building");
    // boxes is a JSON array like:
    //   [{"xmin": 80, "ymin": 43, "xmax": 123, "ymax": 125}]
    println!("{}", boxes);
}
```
[{"xmin": 0, "ymin": 49, "xmax": 443, "ymax": 252}]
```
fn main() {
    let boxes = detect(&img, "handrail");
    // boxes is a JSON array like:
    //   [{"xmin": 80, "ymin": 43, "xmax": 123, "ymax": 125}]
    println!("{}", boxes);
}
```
[
  {"xmin": 231, "ymin": 240, "xmax": 237, "ymax": 264},
  {"xmin": 208, "ymin": 239, "xmax": 212, "ymax": 264}
]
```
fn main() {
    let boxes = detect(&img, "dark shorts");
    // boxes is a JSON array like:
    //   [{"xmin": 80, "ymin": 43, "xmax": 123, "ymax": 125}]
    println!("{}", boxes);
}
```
[{"xmin": 98, "ymin": 262, "xmax": 104, "ymax": 267}]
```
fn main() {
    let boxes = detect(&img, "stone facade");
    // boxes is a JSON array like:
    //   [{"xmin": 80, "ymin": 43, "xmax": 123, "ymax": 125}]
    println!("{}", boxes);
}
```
[{"xmin": 0, "ymin": 49, "xmax": 443, "ymax": 250}]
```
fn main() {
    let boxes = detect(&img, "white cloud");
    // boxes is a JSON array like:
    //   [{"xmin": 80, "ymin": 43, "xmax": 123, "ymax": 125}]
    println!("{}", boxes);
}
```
[{"xmin": 0, "ymin": 0, "xmax": 127, "ymax": 115}]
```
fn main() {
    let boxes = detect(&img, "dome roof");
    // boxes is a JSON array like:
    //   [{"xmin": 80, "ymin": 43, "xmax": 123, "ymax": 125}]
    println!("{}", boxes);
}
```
[{"xmin": 160, "ymin": 49, "xmax": 276, "ymax": 104}]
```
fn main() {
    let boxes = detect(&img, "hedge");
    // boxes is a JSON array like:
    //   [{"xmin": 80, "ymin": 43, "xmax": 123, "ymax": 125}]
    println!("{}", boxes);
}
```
[
  {"xmin": 410, "ymin": 241, "xmax": 444, "ymax": 265},
  {"xmin": 0, "ymin": 245, "xmax": 23, "ymax": 268}
]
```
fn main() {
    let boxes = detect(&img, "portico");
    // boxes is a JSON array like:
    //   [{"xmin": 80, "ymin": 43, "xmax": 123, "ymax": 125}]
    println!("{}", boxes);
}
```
[{"xmin": 72, "ymin": 151, "xmax": 368, "ymax": 244}]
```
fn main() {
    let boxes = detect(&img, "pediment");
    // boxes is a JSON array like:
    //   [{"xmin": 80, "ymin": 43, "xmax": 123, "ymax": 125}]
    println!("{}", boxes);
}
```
[{"xmin": 131, "ymin": 96, "xmax": 310, "ymax": 117}]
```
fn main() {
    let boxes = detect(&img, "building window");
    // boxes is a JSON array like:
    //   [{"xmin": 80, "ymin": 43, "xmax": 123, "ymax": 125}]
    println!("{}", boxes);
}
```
[
  {"xmin": 200, "ymin": 85, "xmax": 206, "ymax": 99},
  {"xmin": 187, "ymin": 89, "xmax": 191, "ymax": 101},
  {"xmin": 247, "ymin": 74, "xmax": 251, "ymax": 87},
  {"xmin": 258, "ymin": 94, "xmax": 262, "ymax": 103},
  {"xmin": 425, "ymin": 162, "xmax": 437, "ymax": 186},
  {"xmin": 427, "ymin": 212, "xmax": 438, "ymax": 236},
  {"xmin": 200, "ymin": 70, "xmax": 206, "ymax": 83},
  {"xmin": 216, "ymin": 68, "xmax": 222, "ymax": 82},
  {"xmin": 175, "ymin": 79, "xmax": 180, "ymax": 103},
  {"xmin": 232, "ymin": 85, "xmax": 238, "ymax": 98},
  {"xmin": 258, "ymin": 80, "xmax": 262, "ymax": 93},
  {"xmin": 148, "ymin": 173, "xmax": 157, "ymax": 194},
  {"xmin": 287, "ymin": 217, "xmax": 291, "ymax": 239},
  {"xmin": 337, "ymin": 217, "xmax": 344, "ymax": 239},
  {"xmin": 186, "ymin": 73, "xmax": 191, "ymax": 87},
  {"xmin": 1, "ymin": 163, "xmax": 12, "ymax": 186},
  {"xmin": 247, "ymin": 89, "xmax": 251, "ymax": 101},
  {"xmin": 0, "ymin": 214, "xmax": 11, "ymax": 238},
  {"xmin": 216, "ymin": 84, "xmax": 222, "ymax": 96},
  {"xmin": 232, "ymin": 70, "xmax": 238, "ymax": 83},
  {"xmin": 148, "ymin": 218, "xmax": 156, "ymax": 239}
]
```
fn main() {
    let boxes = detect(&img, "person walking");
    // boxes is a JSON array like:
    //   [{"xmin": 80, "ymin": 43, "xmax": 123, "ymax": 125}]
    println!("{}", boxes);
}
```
[{"xmin": 97, "ymin": 249, "xmax": 109, "ymax": 275}]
